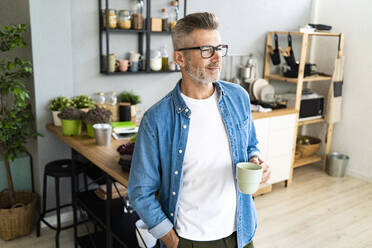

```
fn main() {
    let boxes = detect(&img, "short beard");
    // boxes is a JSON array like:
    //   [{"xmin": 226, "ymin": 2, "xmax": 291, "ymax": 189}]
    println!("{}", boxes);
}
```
[{"xmin": 184, "ymin": 54, "xmax": 220, "ymax": 85}]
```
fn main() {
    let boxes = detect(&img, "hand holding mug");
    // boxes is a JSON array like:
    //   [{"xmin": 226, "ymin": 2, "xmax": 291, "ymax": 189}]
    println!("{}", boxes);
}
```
[{"xmin": 249, "ymin": 156, "xmax": 271, "ymax": 184}]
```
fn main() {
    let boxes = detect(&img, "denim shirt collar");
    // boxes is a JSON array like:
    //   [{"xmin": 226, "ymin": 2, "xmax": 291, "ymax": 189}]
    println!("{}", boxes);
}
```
[{"xmin": 171, "ymin": 79, "xmax": 226, "ymax": 118}]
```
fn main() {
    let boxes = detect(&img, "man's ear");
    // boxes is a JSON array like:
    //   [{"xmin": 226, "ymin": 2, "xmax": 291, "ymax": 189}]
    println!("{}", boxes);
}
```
[{"xmin": 174, "ymin": 51, "xmax": 186, "ymax": 67}]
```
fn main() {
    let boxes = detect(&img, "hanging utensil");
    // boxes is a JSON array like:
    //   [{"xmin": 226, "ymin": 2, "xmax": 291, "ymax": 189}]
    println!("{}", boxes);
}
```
[
  {"xmin": 283, "ymin": 33, "xmax": 296, "ymax": 69},
  {"xmin": 269, "ymin": 33, "xmax": 281, "ymax": 65}
]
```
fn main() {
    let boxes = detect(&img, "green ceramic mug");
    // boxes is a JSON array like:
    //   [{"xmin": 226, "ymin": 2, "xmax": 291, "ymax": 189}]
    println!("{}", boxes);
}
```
[{"xmin": 236, "ymin": 162, "xmax": 263, "ymax": 194}]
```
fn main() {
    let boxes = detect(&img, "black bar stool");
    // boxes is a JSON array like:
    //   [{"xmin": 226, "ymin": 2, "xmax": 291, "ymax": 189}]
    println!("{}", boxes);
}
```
[{"xmin": 36, "ymin": 159, "xmax": 87, "ymax": 248}]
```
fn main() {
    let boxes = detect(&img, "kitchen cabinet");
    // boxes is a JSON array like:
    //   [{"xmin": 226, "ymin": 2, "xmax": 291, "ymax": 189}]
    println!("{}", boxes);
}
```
[
  {"xmin": 99, "ymin": 0, "xmax": 187, "ymax": 75},
  {"xmin": 254, "ymin": 113, "xmax": 297, "ymax": 185},
  {"xmin": 263, "ymin": 31, "xmax": 345, "ymax": 183}
]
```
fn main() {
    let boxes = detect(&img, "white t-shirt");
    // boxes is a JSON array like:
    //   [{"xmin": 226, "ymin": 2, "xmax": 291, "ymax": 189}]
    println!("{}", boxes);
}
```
[{"xmin": 175, "ymin": 89, "xmax": 237, "ymax": 241}]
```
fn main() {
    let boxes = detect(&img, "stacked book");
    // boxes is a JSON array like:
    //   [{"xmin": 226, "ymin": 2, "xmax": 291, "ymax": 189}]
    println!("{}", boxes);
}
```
[
  {"xmin": 111, "ymin": 121, "xmax": 138, "ymax": 140},
  {"xmin": 95, "ymin": 182, "xmax": 127, "ymax": 200}
]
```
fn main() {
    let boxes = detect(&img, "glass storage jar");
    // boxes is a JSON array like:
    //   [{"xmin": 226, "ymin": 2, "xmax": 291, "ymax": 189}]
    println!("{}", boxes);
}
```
[
  {"xmin": 161, "ymin": 8, "xmax": 169, "ymax": 31},
  {"xmin": 131, "ymin": 0, "xmax": 144, "ymax": 30},
  {"xmin": 118, "ymin": 10, "xmax": 131, "ymax": 30},
  {"xmin": 106, "ymin": 91, "xmax": 117, "ymax": 106},
  {"xmin": 103, "ymin": 9, "xmax": 117, "ymax": 29},
  {"xmin": 169, "ymin": 1, "xmax": 179, "ymax": 30},
  {"xmin": 150, "ymin": 49, "xmax": 162, "ymax": 71},
  {"xmin": 94, "ymin": 92, "xmax": 106, "ymax": 104}
]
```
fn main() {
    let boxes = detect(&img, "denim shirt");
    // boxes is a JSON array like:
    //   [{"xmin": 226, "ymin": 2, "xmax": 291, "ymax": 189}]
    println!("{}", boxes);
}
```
[{"xmin": 128, "ymin": 80, "xmax": 261, "ymax": 248}]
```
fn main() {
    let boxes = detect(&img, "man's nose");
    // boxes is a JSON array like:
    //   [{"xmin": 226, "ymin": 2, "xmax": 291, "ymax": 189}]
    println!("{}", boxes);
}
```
[{"xmin": 211, "ymin": 50, "xmax": 222, "ymax": 63}]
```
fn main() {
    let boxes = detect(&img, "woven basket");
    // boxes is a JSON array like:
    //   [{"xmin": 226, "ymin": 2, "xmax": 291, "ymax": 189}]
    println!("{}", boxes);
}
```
[
  {"xmin": 0, "ymin": 191, "xmax": 37, "ymax": 241},
  {"xmin": 296, "ymin": 136, "xmax": 321, "ymax": 158}
]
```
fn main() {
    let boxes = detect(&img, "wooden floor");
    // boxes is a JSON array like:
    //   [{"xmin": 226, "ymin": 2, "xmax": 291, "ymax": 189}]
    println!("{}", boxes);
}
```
[
  {"xmin": 1, "ymin": 164, "xmax": 371, "ymax": 248},
  {"xmin": 254, "ymin": 164, "xmax": 372, "ymax": 248}
]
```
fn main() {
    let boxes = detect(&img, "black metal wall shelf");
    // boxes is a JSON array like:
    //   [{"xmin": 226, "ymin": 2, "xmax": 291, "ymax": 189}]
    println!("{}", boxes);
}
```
[
  {"xmin": 102, "ymin": 69, "xmax": 181, "ymax": 75},
  {"xmin": 99, "ymin": 0, "xmax": 187, "ymax": 75}
]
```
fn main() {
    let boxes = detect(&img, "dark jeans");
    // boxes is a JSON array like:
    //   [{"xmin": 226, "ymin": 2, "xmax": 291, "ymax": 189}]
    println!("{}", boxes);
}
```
[{"xmin": 178, "ymin": 232, "xmax": 254, "ymax": 248}]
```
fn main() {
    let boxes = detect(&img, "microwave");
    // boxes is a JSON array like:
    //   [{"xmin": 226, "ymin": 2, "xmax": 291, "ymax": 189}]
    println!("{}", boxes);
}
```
[{"xmin": 280, "ymin": 93, "xmax": 324, "ymax": 120}]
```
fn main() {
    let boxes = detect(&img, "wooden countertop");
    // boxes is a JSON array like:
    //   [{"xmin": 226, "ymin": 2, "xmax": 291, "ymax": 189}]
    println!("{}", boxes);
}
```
[
  {"xmin": 252, "ymin": 108, "xmax": 298, "ymax": 120},
  {"xmin": 46, "ymin": 108, "xmax": 297, "ymax": 187},
  {"xmin": 46, "ymin": 124, "xmax": 130, "ymax": 186}
]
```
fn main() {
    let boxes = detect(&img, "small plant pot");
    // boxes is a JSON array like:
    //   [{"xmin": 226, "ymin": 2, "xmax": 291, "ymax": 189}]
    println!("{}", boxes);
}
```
[
  {"xmin": 52, "ymin": 111, "xmax": 62, "ymax": 126},
  {"xmin": 61, "ymin": 119, "xmax": 82, "ymax": 136},
  {"xmin": 86, "ymin": 123, "xmax": 95, "ymax": 138}
]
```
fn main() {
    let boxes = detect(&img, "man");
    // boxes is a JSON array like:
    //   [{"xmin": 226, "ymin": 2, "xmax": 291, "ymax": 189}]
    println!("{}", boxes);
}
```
[{"xmin": 128, "ymin": 12, "xmax": 271, "ymax": 248}]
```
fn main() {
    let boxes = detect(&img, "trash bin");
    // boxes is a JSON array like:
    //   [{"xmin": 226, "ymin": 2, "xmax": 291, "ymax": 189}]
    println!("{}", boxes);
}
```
[{"xmin": 326, "ymin": 152, "xmax": 349, "ymax": 177}]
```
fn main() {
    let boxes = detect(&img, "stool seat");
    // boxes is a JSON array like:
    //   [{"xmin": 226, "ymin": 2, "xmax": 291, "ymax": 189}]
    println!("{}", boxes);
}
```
[{"xmin": 44, "ymin": 159, "xmax": 84, "ymax": 178}]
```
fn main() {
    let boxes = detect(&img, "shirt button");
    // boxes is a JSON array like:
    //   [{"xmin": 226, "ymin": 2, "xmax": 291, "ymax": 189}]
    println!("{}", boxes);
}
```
[
  {"xmin": 174, "ymin": 170, "xmax": 178, "ymax": 175},
  {"xmin": 170, "ymin": 213, "xmax": 174, "ymax": 216},
  {"xmin": 185, "ymin": 108, "xmax": 189, "ymax": 112},
  {"xmin": 183, "ymin": 125, "xmax": 187, "ymax": 129},
  {"xmin": 172, "ymin": 192, "xmax": 176, "ymax": 196},
  {"xmin": 178, "ymin": 108, "xmax": 181, "ymax": 111},
  {"xmin": 178, "ymin": 149, "xmax": 182, "ymax": 154}
]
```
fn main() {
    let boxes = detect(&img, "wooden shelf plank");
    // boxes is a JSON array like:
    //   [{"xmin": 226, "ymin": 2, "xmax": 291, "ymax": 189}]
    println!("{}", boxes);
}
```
[
  {"xmin": 268, "ymin": 31, "xmax": 342, "ymax": 37},
  {"xmin": 252, "ymin": 108, "xmax": 298, "ymax": 120},
  {"xmin": 298, "ymin": 117, "xmax": 325, "ymax": 126},
  {"xmin": 266, "ymin": 74, "xmax": 332, "ymax": 83},
  {"xmin": 293, "ymin": 155, "xmax": 322, "ymax": 168}
]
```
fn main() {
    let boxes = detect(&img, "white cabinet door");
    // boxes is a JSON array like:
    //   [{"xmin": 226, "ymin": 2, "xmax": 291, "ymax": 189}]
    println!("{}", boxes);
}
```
[
  {"xmin": 267, "ymin": 114, "xmax": 296, "ymax": 183},
  {"xmin": 253, "ymin": 118, "xmax": 269, "ymax": 160},
  {"xmin": 268, "ymin": 128, "xmax": 295, "ymax": 157},
  {"xmin": 267, "ymin": 154, "xmax": 293, "ymax": 184},
  {"xmin": 253, "ymin": 113, "xmax": 296, "ymax": 184},
  {"xmin": 269, "ymin": 114, "xmax": 296, "ymax": 131}
]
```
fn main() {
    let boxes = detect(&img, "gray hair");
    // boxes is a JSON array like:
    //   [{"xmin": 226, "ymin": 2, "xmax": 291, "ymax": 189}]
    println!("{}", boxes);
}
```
[{"xmin": 171, "ymin": 12, "xmax": 219, "ymax": 50}]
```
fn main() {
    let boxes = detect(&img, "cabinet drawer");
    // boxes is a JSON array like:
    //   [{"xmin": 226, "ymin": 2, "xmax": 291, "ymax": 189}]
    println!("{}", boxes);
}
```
[
  {"xmin": 267, "ymin": 154, "xmax": 292, "ymax": 184},
  {"xmin": 269, "ymin": 114, "xmax": 297, "ymax": 131}
]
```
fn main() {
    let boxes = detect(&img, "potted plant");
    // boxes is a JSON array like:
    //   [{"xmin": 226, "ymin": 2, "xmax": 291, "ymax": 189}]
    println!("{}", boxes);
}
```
[
  {"xmin": 48, "ymin": 96, "xmax": 75, "ymax": 126},
  {"xmin": 57, "ymin": 108, "xmax": 85, "ymax": 136},
  {"xmin": 84, "ymin": 106, "xmax": 112, "ymax": 138},
  {"xmin": 71, "ymin": 95, "xmax": 95, "ymax": 112},
  {"xmin": 118, "ymin": 90, "xmax": 141, "ymax": 121},
  {"xmin": 0, "ymin": 24, "xmax": 38, "ymax": 240}
]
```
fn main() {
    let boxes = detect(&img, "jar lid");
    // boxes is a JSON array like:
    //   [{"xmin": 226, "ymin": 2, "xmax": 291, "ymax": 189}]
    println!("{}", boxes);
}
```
[
  {"xmin": 161, "ymin": 8, "xmax": 167, "ymax": 12},
  {"xmin": 170, "ymin": 1, "xmax": 178, "ymax": 7},
  {"xmin": 98, "ymin": 92, "xmax": 104, "ymax": 96}
]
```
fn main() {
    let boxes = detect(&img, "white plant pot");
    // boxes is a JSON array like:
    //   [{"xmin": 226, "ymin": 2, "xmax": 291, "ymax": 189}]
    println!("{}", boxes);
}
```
[{"xmin": 52, "ymin": 111, "xmax": 62, "ymax": 126}]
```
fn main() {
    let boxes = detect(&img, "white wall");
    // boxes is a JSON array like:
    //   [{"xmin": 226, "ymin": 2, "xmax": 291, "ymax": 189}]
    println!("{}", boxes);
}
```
[
  {"xmin": 311, "ymin": 0, "xmax": 372, "ymax": 182},
  {"xmin": 29, "ymin": 0, "xmax": 76, "ymax": 207},
  {"xmin": 28, "ymin": 0, "xmax": 312, "ymax": 207},
  {"xmin": 71, "ymin": 0, "xmax": 312, "ymax": 110}
]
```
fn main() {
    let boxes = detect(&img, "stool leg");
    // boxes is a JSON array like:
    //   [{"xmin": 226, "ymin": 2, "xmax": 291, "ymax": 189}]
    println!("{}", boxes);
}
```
[
  {"xmin": 55, "ymin": 177, "xmax": 61, "ymax": 248},
  {"xmin": 37, "ymin": 172, "xmax": 48, "ymax": 237}
]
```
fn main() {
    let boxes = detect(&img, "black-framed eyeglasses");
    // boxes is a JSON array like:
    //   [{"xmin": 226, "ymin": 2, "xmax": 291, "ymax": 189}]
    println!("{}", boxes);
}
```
[{"xmin": 177, "ymin": 44, "xmax": 228, "ymax": 59}]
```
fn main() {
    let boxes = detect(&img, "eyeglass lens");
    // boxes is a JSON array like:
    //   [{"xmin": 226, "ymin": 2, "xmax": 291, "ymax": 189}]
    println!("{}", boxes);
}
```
[{"xmin": 201, "ymin": 46, "xmax": 227, "ymax": 58}]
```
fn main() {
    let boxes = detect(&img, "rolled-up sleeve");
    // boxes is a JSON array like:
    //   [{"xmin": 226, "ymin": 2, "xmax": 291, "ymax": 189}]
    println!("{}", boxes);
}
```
[{"xmin": 127, "ymin": 115, "xmax": 173, "ymax": 239}]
